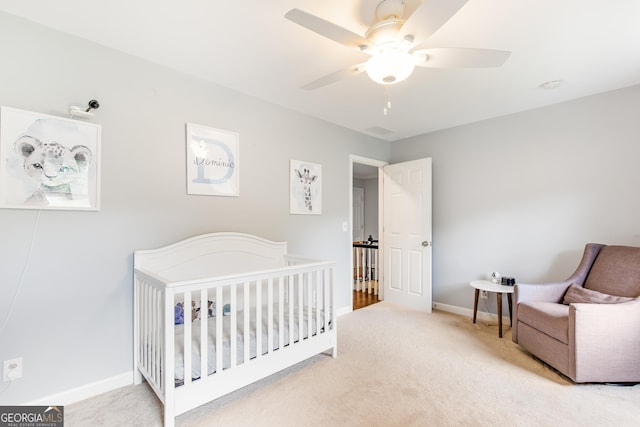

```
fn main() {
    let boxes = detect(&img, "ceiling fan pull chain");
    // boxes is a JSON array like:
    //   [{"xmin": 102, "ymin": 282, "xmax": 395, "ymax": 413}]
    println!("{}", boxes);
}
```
[{"xmin": 384, "ymin": 86, "xmax": 392, "ymax": 115}]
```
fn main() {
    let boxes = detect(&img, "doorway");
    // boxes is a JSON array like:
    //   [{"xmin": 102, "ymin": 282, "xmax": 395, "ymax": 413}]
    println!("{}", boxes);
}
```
[
  {"xmin": 350, "ymin": 155, "xmax": 386, "ymax": 311},
  {"xmin": 349, "ymin": 155, "xmax": 433, "ymax": 313}
]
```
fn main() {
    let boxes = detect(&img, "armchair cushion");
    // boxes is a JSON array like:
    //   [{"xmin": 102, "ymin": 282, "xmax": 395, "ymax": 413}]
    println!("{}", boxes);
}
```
[
  {"xmin": 584, "ymin": 245, "xmax": 640, "ymax": 297},
  {"xmin": 562, "ymin": 284, "xmax": 635, "ymax": 305},
  {"xmin": 517, "ymin": 302, "xmax": 569, "ymax": 344}
]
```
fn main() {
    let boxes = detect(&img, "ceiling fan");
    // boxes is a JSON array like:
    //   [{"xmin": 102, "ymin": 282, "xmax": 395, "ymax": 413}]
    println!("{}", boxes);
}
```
[{"xmin": 285, "ymin": 0, "xmax": 511, "ymax": 90}]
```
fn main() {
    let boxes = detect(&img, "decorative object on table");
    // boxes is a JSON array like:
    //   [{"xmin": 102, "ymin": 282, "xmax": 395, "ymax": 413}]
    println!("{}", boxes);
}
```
[
  {"xmin": 0, "ymin": 106, "xmax": 101, "ymax": 210},
  {"xmin": 501, "ymin": 276, "xmax": 516, "ymax": 286},
  {"xmin": 186, "ymin": 123, "xmax": 239, "ymax": 197},
  {"xmin": 490, "ymin": 272, "xmax": 501, "ymax": 284},
  {"xmin": 290, "ymin": 159, "xmax": 322, "ymax": 214}
]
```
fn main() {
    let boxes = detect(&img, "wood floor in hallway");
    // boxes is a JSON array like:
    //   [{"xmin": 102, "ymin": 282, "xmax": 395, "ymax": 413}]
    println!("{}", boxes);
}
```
[{"xmin": 353, "ymin": 286, "xmax": 379, "ymax": 310}]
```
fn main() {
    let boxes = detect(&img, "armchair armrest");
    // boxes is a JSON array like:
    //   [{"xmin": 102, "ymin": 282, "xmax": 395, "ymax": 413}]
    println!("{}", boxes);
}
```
[
  {"xmin": 515, "ymin": 281, "xmax": 572, "ymax": 305},
  {"xmin": 512, "ymin": 244, "xmax": 605, "ymax": 344},
  {"xmin": 512, "ymin": 281, "xmax": 572, "ymax": 343},
  {"xmin": 515, "ymin": 243, "xmax": 604, "ymax": 306},
  {"xmin": 569, "ymin": 297, "xmax": 640, "ymax": 382}
]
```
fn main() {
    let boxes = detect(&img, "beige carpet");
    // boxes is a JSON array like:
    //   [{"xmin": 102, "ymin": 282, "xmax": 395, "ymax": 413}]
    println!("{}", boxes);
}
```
[{"xmin": 66, "ymin": 302, "xmax": 640, "ymax": 426}]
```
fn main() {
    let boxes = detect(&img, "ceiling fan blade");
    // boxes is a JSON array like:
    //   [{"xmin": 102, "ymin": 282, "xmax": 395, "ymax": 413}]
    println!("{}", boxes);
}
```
[
  {"xmin": 413, "ymin": 48, "xmax": 511, "ymax": 68},
  {"xmin": 301, "ymin": 64, "xmax": 366, "ymax": 90},
  {"xmin": 285, "ymin": 9, "xmax": 372, "ymax": 51},
  {"xmin": 400, "ymin": 0, "xmax": 469, "ymax": 42}
]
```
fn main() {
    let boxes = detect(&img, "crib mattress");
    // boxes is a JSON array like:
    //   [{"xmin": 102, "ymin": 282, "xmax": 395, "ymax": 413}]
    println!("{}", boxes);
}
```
[{"xmin": 174, "ymin": 305, "xmax": 323, "ymax": 383}]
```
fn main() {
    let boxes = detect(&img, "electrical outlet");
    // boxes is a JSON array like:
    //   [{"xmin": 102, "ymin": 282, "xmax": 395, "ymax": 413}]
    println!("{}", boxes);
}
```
[
  {"xmin": 3, "ymin": 357, "xmax": 23, "ymax": 382},
  {"xmin": 480, "ymin": 290, "xmax": 489, "ymax": 299}
]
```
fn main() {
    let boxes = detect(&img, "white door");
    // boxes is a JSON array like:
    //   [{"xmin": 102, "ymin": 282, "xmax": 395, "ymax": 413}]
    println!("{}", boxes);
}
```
[
  {"xmin": 382, "ymin": 158, "xmax": 432, "ymax": 312},
  {"xmin": 353, "ymin": 187, "xmax": 365, "ymax": 242}
]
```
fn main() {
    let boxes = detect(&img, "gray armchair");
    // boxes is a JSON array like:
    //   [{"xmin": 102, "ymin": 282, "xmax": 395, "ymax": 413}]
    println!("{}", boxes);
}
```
[{"xmin": 512, "ymin": 243, "xmax": 640, "ymax": 383}]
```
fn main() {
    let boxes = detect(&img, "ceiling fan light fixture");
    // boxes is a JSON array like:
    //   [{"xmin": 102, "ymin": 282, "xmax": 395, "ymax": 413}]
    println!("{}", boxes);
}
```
[{"xmin": 365, "ymin": 48, "xmax": 416, "ymax": 85}]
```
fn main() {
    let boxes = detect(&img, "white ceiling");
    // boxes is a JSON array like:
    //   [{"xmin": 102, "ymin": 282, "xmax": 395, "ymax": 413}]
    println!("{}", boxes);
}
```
[{"xmin": 1, "ymin": 0, "xmax": 639, "ymax": 142}]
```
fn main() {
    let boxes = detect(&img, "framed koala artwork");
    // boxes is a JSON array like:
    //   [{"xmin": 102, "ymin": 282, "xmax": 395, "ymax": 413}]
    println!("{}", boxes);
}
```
[{"xmin": 0, "ymin": 107, "xmax": 101, "ymax": 211}]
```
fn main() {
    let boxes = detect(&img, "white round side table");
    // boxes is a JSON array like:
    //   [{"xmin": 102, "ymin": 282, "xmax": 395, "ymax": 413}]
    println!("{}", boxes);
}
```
[{"xmin": 470, "ymin": 280, "xmax": 515, "ymax": 338}]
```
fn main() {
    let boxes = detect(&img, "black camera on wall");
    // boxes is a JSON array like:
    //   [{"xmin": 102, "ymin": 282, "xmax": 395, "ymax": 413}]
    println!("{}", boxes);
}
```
[{"xmin": 501, "ymin": 276, "xmax": 516, "ymax": 286}]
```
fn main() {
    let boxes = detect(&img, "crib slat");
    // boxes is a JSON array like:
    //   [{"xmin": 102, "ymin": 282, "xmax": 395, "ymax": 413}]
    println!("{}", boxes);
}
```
[
  {"xmin": 268, "ymin": 278, "xmax": 274, "ymax": 353},
  {"xmin": 278, "ymin": 277, "xmax": 284, "ymax": 350},
  {"xmin": 307, "ymin": 272, "xmax": 312, "ymax": 338},
  {"xmin": 324, "ymin": 268, "xmax": 330, "ymax": 331},
  {"xmin": 315, "ymin": 269, "xmax": 321, "ymax": 337},
  {"xmin": 164, "ymin": 289, "xmax": 175, "ymax": 405},
  {"xmin": 244, "ymin": 282, "xmax": 250, "ymax": 364},
  {"xmin": 152, "ymin": 287, "xmax": 159, "ymax": 386},
  {"xmin": 140, "ymin": 283, "xmax": 147, "ymax": 378},
  {"xmin": 215, "ymin": 286, "xmax": 223, "ymax": 374},
  {"xmin": 151, "ymin": 286, "xmax": 159, "ymax": 385},
  {"xmin": 288, "ymin": 275, "xmax": 294, "ymax": 346},
  {"xmin": 184, "ymin": 291, "xmax": 192, "ymax": 386},
  {"xmin": 145, "ymin": 285, "xmax": 151, "ymax": 379},
  {"xmin": 136, "ymin": 282, "xmax": 142, "ymax": 371},
  {"xmin": 256, "ymin": 279, "xmax": 262, "ymax": 359},
  {"xmin": 230, "ymin": 283, "xmax": 237, "ymax": 368},
  {"xmin": 146, "ymin": 285, "xmax": 151, "ymax": 382},
  {"xmin": 200, "ymin": 289, "xmax": 208, "ymax": 380},
  {"xmin": 152, "ymin": 287, "xmax": 158, "ymax": 386},
  {"xmin": 297, "ymin": 273, "xmax": 303, "ymax": 342},
  {"xmin": 157, "ymin": 288, "xmax": 163, "ymax": 388},
  {"xmin": 139, "ymin": 283, "xmax": 145, "ymax": 375}
]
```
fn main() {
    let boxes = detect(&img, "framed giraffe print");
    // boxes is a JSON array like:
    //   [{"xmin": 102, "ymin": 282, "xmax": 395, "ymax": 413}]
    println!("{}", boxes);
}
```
[
  {"xmin": 186, "ymin": 123, "xmax": 239, "ymax": 197},
  {"xmin": 0, "ymin": 106, "xmax": 101, "ymax": 211},
  {"xmin": 290, "ymin": 159, "xmax": 322, "ymax": 215}
]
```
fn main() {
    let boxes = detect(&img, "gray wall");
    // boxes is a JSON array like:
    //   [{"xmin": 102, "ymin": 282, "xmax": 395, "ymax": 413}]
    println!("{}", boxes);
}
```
[
  {"xmin": 362, "ymin": 178, "xmax": 379, "ymax": 241},
  {"xmin": 390, "ymin": 84, "xmax": 640, "ymax": 312},
  {"xmin": 0, "ymin": 12, "xmax": 390, "ymax": 404},
  {"xmin": 353, "ymin": 177, "xmax": 379, "ymax": 241}
]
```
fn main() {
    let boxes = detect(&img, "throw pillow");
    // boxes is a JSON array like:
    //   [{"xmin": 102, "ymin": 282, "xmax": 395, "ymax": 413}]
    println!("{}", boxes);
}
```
[{"xmin": 563, "ymin": 284, "xmax": 634, "ymax": 305}]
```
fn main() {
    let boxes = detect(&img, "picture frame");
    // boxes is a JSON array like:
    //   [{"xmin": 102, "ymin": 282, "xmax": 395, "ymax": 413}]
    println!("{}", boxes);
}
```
[
  {"xmin": 186, "ymin": 123, "xmax": 239, "ymax": 197},
  {"xmin": 290, "ymin": 159, "xmax": 322, "ymax": 215},
  {"xmin": 0, "ymin": 106, "xmax": 101, "ymax": 211}
]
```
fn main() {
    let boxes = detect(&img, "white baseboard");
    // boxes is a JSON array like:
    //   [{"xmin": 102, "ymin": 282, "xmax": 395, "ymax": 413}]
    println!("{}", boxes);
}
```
[
  {"xmin": 433, "ymin": 301, "xmax": 511, "ymax": 325},
  {"xmin": 336, "ymin": 305, "xmax": 352, "ymax": 317},
  {"xmin": 27, "ymin": 372, "xmax": 133, "ymax": 406}
]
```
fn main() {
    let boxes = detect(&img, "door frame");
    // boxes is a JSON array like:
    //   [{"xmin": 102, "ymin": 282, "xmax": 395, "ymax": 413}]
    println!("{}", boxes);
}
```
[{"xmin": 349, "ymin": 155, "xmax": 388, "ymax": 311}]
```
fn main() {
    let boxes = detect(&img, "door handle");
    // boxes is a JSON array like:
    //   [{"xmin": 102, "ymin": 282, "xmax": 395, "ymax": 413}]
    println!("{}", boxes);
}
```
[{"xmin": 422, "ymin": 241, "xmax": 431, "ymax": 247}]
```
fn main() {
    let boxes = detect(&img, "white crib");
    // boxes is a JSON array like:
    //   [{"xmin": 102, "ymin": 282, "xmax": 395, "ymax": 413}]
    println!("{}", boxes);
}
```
[{"xmin": 133, "ymin": 232, "xmax": 337, "ymax": 427}]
